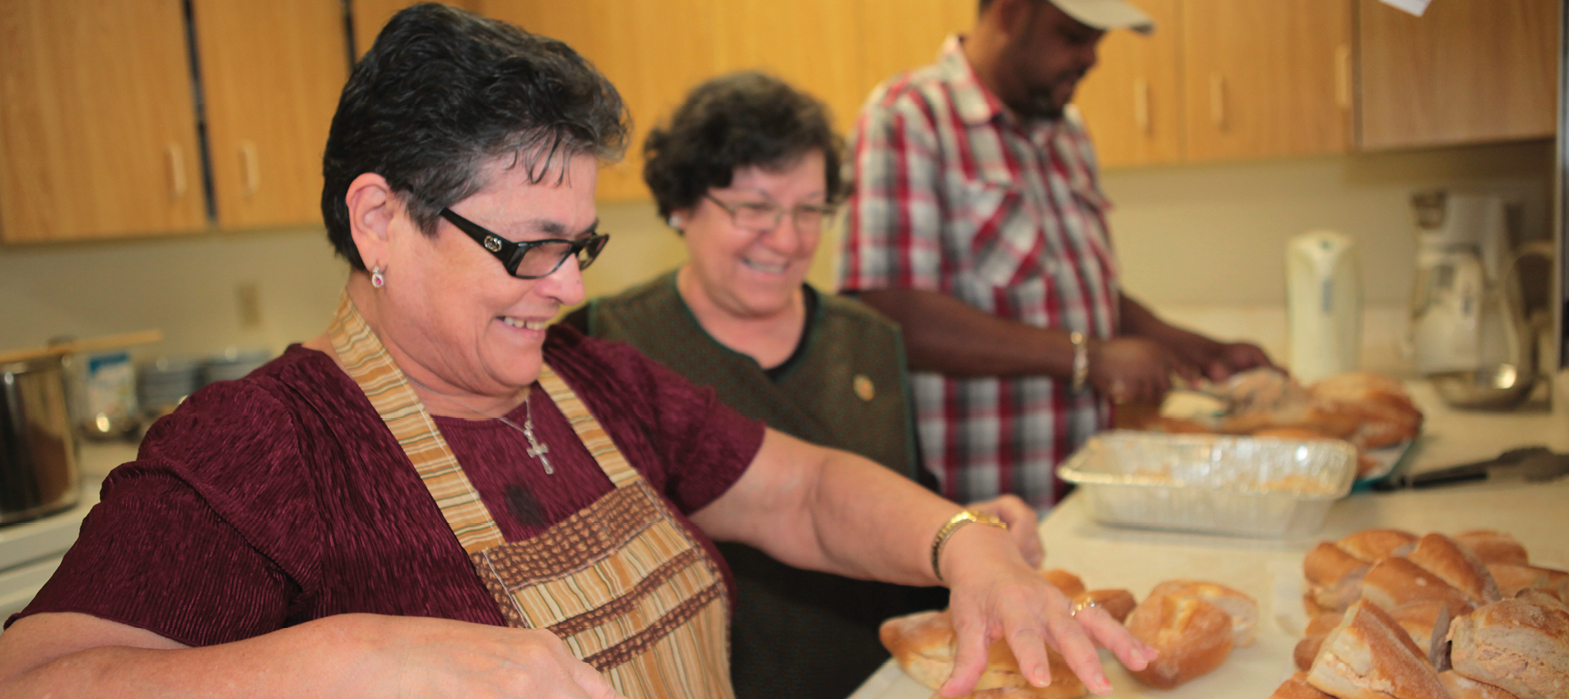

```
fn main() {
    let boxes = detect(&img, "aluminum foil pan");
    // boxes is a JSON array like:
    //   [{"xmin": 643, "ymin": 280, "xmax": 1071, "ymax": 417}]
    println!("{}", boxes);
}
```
[{"xmin": 1059, "ymin": 430, "xmax": 1358, "ymax": 539}]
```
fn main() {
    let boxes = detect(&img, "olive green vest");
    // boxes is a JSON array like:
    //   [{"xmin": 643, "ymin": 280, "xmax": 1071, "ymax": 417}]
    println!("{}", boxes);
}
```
[{"xmin": 579, "ymin": 271, "xmax": 918, "ymax": 481}]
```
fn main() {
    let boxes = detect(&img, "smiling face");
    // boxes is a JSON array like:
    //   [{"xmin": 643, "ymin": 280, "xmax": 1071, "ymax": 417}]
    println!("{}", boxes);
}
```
[
  {"xmin": 676, "ymin": 150, "xmax": 827, "ymax": 321},
  {"xmin": 1002, "ymin": 0, "xmax": 1105, "ymax": 119},
  {"xmin": 372, "ymin": 153, "xmax": 598, "ymax": 399}
]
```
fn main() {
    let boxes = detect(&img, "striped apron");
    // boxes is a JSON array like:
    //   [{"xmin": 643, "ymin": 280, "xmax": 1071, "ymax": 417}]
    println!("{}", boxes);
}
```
[{"xmin": 328, "ymin": 292, "xmax": 734, "ymax": 699}]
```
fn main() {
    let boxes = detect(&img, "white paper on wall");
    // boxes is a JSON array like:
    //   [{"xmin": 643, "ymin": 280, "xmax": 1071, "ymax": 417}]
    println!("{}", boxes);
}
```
[{"xmin": 1379, "ymin": 0, "xmax": 1432, "ymax": 16}]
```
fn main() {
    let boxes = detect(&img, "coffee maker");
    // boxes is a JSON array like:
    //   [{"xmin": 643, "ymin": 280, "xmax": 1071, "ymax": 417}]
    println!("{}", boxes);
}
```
[{"xmin": 1408, "ymin": 190, "xmax": 1538, "ymax": 408}]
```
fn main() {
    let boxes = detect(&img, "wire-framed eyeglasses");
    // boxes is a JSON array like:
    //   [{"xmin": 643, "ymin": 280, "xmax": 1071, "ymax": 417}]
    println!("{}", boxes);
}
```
[
  {"xmin": 438, "ymin": 207, "xmax": 609, "ymax": 279},
  {"xmin": 703, "ymin": 194, "xmax": 837, "ymax": 234}
]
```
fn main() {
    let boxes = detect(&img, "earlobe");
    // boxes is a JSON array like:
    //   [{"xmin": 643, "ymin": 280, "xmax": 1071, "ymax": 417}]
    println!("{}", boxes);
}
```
[{"xmin": 345, "ymin": 172, "xmax": 397, "ymax": 269}]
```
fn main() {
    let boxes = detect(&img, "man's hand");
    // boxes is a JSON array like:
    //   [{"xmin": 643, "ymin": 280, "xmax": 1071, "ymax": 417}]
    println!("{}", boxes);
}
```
[
  {"xmin": 1201, "ymin": 341, "xmax": 1275, "ymax": 382},
  {"xmin": 1086, "ymin": 337, "xmax": 1185, "ymax": 404}
]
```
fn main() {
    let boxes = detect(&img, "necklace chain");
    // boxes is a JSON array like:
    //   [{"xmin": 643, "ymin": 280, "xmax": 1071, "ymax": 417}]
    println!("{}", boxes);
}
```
[{"xmin": 404, "ymin": 375, "xmax": 554, "ymax": 475}]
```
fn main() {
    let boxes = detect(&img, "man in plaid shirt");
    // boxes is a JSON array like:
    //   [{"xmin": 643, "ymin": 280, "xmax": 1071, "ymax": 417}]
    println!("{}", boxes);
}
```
[{"xmin": 842, "ymin": 0, "xmax": 1273, "ymax": 509}]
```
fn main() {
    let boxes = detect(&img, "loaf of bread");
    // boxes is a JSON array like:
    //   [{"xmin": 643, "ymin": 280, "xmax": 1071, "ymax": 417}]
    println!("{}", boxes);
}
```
[
  {"xmin": 1295, "ymin": 612, "xmax": 1346, "ymax": 671},
  {"xmin": 1304, "ymin": 541, "xmax": 1376, "ymax": 614},
  {"xmin": 1308, "ymin": 372, "xmax": 1424, "ymax": 449},
  {"xmin": 1455, "ymin": 530, "xmax": 1530, "ymax": 566},
  {"xmin": 1338, "ymin": 529, "xmax": 1420, "ymax": 563},
  {"xmin": 1271, "ymin": 672, "xmax": 1337, "ymax": 699},
  {"xmin": 1447, "ymin": 596, "xmax": 1569, "ymax": 699},
  {"xmin": 1407, "ymin": 533, "xmax": 1502, "ymax": 605},
  {"xmin": 879, "ymin": 610, "xmax": 1087, "ymax": 699},
  {"xmin": 1041, "ymin": 569, "xmax": 1086, "ymax": 598},
  {"xmin": 1361, "ymin": 556, "xmax": 1476, "ymax": 617},
  {"xmin": 1386, "ymin": 599, "xmax": 1460, "ymax": 667},
  {"xmin": 1306, "ymin": 599, "xmax": 1449, "ymax": 699},
  {"xmin": 1145, "ymin": 580, "xmax": 1258, "ymax": 647},
  {"xmin": 1488, "ymin": 563, "xmax": 1569, "ymax": 604},
  {"xmin": 1124, "ymin": 591, "xmax": 1234, "ymax": 689},
  {"xmin": 1440, "ymin": 670, "xmax": 1523, "ymax": 699}
]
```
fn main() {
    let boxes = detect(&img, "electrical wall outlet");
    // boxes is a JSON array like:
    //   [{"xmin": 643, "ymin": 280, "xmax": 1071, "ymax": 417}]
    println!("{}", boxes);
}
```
[{"xmin": 235, "ymin": 282, "xmax": 262, "ymax": 329}]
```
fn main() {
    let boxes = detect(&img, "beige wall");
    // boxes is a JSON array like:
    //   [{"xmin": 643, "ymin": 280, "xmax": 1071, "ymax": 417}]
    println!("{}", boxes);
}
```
[{"xmin": 0, "ymin": 140, "xmax": 1554, "ymax": 371}]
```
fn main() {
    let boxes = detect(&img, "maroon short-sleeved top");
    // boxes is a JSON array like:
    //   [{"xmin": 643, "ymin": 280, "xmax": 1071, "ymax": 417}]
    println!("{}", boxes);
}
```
[{"xmin": 9, "ymin": 326, "xmax": 765, "ymax": 647}]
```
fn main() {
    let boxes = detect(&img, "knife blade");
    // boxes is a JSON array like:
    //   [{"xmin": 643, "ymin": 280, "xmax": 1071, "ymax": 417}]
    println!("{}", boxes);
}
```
[{"xmin": 1373, "ymin": 446, "xmax": 1569, "ymax": 491}]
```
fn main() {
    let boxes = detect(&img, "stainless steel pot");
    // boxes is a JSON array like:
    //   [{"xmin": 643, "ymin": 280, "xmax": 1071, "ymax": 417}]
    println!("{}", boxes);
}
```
[{"xmin": 0, "ymin": 356, "xmax": 81, "ymax": 524}]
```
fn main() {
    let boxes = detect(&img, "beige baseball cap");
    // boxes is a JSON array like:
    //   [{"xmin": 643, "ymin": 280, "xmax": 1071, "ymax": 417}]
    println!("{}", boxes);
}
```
[{"xmin": 1048, "ymin": 0, "xmax": 1155, "ymax": 34}]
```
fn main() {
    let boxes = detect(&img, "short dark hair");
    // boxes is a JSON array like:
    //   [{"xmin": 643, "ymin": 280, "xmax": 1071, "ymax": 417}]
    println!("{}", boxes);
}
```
[
  {"xmin": 642, "ymin": 71, "xmax": 843, "ymax": 222},
  {"xmin": 321, "ymin": 3, "xmax": 629, "ymax": 270}
]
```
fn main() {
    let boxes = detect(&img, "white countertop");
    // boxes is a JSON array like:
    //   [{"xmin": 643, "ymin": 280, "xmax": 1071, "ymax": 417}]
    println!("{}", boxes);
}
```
[{"xmin": 849, "ymin": 380, "xmax": 1569, "ymax": 699}]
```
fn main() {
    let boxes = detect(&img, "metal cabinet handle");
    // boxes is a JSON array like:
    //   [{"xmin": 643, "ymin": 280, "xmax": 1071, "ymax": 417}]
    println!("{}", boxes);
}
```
[
  {"xmin": 1210, "ymin": 73, "xmax": 1226, "ymax": 130},
  {"xmin": 239, "ymin": 140, "xmax": 260, "ymax": 196},
  {"xmin": 1134, "ymin": 78, "xmax": 1151, "ymax": 135},
  {"xmin": 1335, "ymin": 44, "xmax": 1352, "ymax": 109},
  {"xmin": 165, "ymin": 143, "xmax": 187, "ymax": 200}
]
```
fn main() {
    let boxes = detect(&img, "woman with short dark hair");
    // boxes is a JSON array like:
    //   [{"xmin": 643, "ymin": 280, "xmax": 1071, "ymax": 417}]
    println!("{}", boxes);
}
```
[{"xmin": 0, "ymin": 7, "xmax": 1152, "ymax": 699}]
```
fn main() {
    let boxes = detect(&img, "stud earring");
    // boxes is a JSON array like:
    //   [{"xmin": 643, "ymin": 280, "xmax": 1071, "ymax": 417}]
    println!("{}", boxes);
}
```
[
  {"xmin": 667, "ymin": 215, "xmax": 681, "ymax": 229},
  {"xmin": 370, "ymin": 265, "xmax": 385, "ymax": 288}
]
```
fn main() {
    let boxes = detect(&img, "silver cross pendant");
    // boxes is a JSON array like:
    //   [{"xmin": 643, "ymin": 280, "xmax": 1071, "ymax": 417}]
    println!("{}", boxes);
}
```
[{"xmin": 522, "ymin": 420, "xmax": 553, "ymax": 475}]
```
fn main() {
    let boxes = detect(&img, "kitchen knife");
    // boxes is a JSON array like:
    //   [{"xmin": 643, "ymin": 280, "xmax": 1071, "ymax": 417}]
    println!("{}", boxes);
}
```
[{"xmin": 1374, "ymin": 446, "xmax": 1569, "ymax": 491}]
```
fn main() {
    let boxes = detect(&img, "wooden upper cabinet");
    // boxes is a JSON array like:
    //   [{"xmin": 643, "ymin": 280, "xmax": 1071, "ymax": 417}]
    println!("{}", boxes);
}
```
[
  {"xmin": 712, "ymin": 0, "xmax": 864, "ymax": 134},
  {"xmin": 351, "ymin": 0, "xmax": 480, "ymax": 58},
  {"xmin": 854, "ymin": 0, "xmax": 974, "ymax": 119},
  {"xmin": 486, "ymin": 0, "xmax": 718, "ymax": 201},
  {"xmin": 1182, "ymin": 0, "xmax": 1353, "ymax": 162},
  {"xmin": 0, "ymin": 0, "xmax": 205, "ymax": 242},
  {"xmin": 1072, "ymin": 0, "xmax": 1182, "ymax": 168},
  {"xmin": 1358, "ymin": 0, "xmax": 1558, "ymax": 150},
  {"xmin": 192, "ymin": 0, "xmax": 349, "ymax": 229}
]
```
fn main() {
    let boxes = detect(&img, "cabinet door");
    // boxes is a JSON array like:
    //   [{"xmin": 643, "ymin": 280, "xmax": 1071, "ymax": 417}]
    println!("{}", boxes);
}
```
[
  {"xmin": 1182, "ymin": 0, "xmax": 1353, "ymax": 162},
  {"xmin": 192, "ymin": 0, "xmax": 350, "ymax": 229},
  {"xmin": 712, "ymin": 0, "xmax": 864, "ymax": 134},
  {"xmin": 1072, "ymin": 0, "xmax": 1182, "ymax": 168},
  {"xmin": 1358, "ymin": 0, "xmax": 1558, "ymax": 150},
  {"xmin": 0, "ymin": 0, "xmax": 205, "ymax": 242},
  {"xmin": 854, "ymin": 0, "xmax": 973, "ymax": 117},
  {"xmin": 351, "ymin": 0, "xmax": 481, "ymax": 58}
]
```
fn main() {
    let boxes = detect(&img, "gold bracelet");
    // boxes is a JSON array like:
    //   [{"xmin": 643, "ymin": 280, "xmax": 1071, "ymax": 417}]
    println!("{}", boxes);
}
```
[{"xmin": 930, "ymin": 509, "xmax": 1008, "ymax": 582}]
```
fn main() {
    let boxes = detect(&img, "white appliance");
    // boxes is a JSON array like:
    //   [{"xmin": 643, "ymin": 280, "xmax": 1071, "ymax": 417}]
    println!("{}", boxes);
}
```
[{"xmin": 1287, "ymin": 231, "xmax": 1362, "ymax": 383}]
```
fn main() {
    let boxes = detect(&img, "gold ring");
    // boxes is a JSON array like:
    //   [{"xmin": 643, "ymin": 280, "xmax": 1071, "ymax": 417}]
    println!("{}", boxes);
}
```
[{"xmin": 1070, "ymin": 599, "xmax": 1098, "ymax": 617}]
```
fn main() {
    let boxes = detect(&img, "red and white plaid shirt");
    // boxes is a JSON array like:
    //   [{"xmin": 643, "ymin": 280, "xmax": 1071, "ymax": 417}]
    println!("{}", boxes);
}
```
[{"xmin": 842, "ymin": 36, "xmax": 1121, "ymax": 508}]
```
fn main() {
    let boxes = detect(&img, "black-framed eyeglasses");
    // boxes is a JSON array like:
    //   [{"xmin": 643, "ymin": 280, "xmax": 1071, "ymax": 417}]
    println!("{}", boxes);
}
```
[
  {"xmin": 703, "ymin": 194, "xmax": 837, "ymax": 234},
  {"xmin": 438, "ymin": 207, "xmax": 609, "ymax": 279}
]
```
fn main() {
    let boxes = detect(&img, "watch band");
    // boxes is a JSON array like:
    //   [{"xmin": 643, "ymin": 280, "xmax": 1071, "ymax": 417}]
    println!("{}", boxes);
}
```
[
  {"xmin": 1070, "ymin": 330, "xmax": 1089, "ymax": 393},
  {"xmin": 930, "ymin": 509, "xmax": 1009, "ymax": 583}
]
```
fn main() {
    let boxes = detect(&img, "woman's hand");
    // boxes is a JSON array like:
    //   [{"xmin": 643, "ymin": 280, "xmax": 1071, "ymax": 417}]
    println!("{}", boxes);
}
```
[
  {"xmin": 964, "ymin": 495, "xmax": 1044, "ymax": 568},
  {"xmin": 0, "ymin": 612, "xmax": 627, "ymax": 699},
  {"xmin": 336, "ymin": 615, "xmax": 625, "ymax": 699},
  {"xmin": 934, "ymin": 528, "xmax": 1157, "ymax": 697}
]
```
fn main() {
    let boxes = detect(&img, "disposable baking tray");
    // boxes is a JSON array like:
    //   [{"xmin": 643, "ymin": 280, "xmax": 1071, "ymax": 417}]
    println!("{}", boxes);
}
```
[{"xmin": 1058, "ymin": 430, "xmax": 1358, "ymax": 539}]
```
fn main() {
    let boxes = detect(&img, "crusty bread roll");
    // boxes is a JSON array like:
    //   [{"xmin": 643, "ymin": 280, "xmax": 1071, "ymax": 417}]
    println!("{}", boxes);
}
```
[
  {"xmin": 1308, "ymin": 372, "xmax": 1424, "ymax": 449},
  {"xmin": 1386, "ymin": 600, "xmax": 1459, "ymax": 668},
  {"xmin": 1407, "ymin": 533, "xmax": 1502, "ymax": 605},
  {"xmin": 1304, "ymin": 541, "xmax": 1374, "ymax": 613},
  {"xmin": 1448, "ymin": 596, "xmax": 1569, "ymax": 699},
  {"xmin": 879, "ymin": 610, "xmax": 1087, "ymax": 699},
  {"xmin": 1455, "ymin": 530, "xmax": 1529, "ymax": 566},
  {"xmin": 1073, "ymin": 588, "xmax": 1136, "ymax": 624},
  {"xmin": 1306, "ymin": 599, "xmax": 1448, "ymax": 699},
  {"xmin": 1295, "ymin": 611, "xmax": 1347, "ymax": 670},
  {"xmin": 1487, "ymin": 563, "xmax": 1569, "ymax": 604},
  {"xmin": 1146, "ymin": 580, "xmax": 1258, "ymax": 647},
  {"xmin": 1361, "ymin": 556, "xmax": 1476, "ymax": 616},
  {"xmin": 1338, "ymin": 529, "xmax": 1419, "ymax": 563},
  {"xmin": 1271, "ymin": 672, "xmax": 1337, "ymax": 699},
  {"xmin": 1440, "ymin": 670, "xmax": 1522, "ymax": 699},
  {"xmin": 1041, "ymin": 569, "xmax": 1086, "ymax": 598},
  {"xmin": 1124, "ymin": 593, "xmax": 1233, "ymax": 689}
]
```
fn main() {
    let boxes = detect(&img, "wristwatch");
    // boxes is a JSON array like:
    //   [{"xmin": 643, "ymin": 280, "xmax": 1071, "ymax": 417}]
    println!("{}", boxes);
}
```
[{"xmin": 930, "ymin": 509, "xmax": 1009, "ymax": 582}]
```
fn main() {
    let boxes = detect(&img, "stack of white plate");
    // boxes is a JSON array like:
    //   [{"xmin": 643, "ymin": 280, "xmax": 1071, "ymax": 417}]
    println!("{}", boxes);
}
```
[
  {"xmin": 137, "ymin": 358, "xmax": 202, "ymax": 417},
  {"xmin": 200, "ymin": 348, "xmax": 272, "ymax": 386}
]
